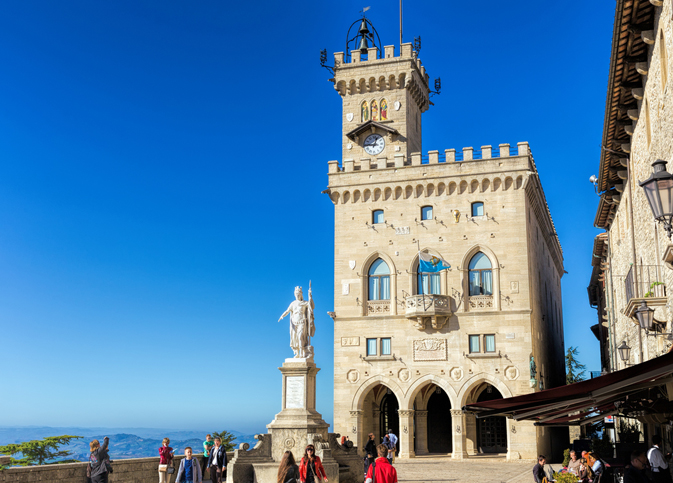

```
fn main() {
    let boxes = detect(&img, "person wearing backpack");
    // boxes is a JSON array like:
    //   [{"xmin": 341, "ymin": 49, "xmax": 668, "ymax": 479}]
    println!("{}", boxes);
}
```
[{"xmin": 365, "ymin": 444, "xmax": 397, "ymax": 483}]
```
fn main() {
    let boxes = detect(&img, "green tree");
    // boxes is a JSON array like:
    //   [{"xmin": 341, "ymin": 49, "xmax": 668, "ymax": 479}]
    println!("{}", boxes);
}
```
[
  {"xmin": 0, "ymin": 435, "xmax": 82, "ymax": 468},
  {"xmin": 565, "ymin": 346, "xmax": 587, "ymax": 384},
  {"xmin": 211, "ymin": 431, "xmax": 237, "ymax": 452}
]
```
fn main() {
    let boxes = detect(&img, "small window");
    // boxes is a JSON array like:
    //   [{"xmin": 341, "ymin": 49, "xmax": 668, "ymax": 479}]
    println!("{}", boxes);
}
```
[
  {"xmin": 471, "ymin": 202, "xmax": 484, "ymax": 217},
  {"xmin": 381, "ymin": 338, "xmax": 391, "ymax": 355},
  {"xmin": 421, "ymin": 206, "xmax": 433, "ymax": 221},
  {"xmin": 367, "ymin": 338, "xmax": 378, "ymax": 356},
  {"xmin": 373, "ymin": 210, "xmax": 384, "ymax": 224},
  {"xmin": 469, "ymin": 335, "xmax": 480, "ymax": 353},
  {"xmin": 484, "ymin": 335, "xmax": 496, "ymax": 352}
]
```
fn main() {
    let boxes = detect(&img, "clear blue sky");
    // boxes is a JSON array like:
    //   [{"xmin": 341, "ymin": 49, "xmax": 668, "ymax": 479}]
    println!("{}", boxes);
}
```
[{"xmin": 0, "ymin": 0, "xmax": 614, "ymax": 434}]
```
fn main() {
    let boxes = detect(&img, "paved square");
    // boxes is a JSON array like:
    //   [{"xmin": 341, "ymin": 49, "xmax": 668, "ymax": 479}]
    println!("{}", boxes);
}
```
[{"xmin": 393, "ymin": 457, "xmax": 533, "ymax": 483}]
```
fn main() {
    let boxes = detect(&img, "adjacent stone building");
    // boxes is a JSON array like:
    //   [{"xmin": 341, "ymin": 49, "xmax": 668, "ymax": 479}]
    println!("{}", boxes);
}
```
[
  {"xmin": 588, "ymin": 0, "xmax": 673, "ymax": 443},
  {"xmin": 324, "ymin": 35, "xmax": 566, "ymax": 460}
]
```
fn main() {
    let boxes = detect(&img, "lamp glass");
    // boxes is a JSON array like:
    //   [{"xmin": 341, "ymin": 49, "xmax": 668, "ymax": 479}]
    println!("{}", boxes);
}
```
[
  {"xmin": 617, "ymin": 341, "xmax": 631, "ymax": 362},
  {"xmin": 635, "ymin": 301, "xmax": 655, "ymax": 330}
]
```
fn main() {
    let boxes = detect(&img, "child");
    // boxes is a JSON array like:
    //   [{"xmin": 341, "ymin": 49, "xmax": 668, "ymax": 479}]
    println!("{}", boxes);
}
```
[
  {"xmin": 201, "ymin": 435, "xmax": 214, "ymax": 477},
  {"xmin": 175, "ymin": 447, "xmax": 203, "ymax": 483}
]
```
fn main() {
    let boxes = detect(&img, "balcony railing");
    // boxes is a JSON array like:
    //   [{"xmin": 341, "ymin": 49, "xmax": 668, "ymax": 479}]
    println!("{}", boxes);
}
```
[
  {"xmin": 366, "ymin": 300, "xmax": 391, "ymax": 315},
  {"xmin": 405, "ymin": 294, "xmax": 453, "ymax": 330},
  {"xmin": 624, "ymin": 264, "xmax": 666, "ymax": 301},
  {"xmin": 468, "ymin": 295, "xmax": 494, "ymax": 310}
]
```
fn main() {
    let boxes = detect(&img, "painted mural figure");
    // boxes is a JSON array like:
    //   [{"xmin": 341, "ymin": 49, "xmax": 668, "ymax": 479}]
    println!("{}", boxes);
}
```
[
  {"xmin": 361, "ymin": 101, "xmax": 369, "ymax": 122},
  {"xmin": 371, "ymin": 100, "xmax": 378, "ymax": 121},
  {"xmin": 380, "ymin": 99, "xmax": 388, "ymax": 120}
]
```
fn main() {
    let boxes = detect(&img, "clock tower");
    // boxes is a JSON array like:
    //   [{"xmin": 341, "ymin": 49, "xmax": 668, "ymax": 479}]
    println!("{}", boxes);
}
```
[{"xmin": 330, "ymin": 20, "xmax": 432, "ymax": 165}]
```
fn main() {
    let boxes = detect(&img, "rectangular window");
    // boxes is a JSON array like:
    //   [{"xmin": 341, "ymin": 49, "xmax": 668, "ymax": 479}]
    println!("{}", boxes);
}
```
[
  {"xmin": 367, "ymin": 338, "xmax": 378, "ymax": 356},
  {"xmin": 472, "ymin": 202, "xmax": 484, "ymax": 217},
  {"xmin": 421, "ymin": 206, "xmax": 433, "ymax": 220},
  {"xmin": 381, "ymin": 338, "xmax": 391, "ymax": 355},
  {"xmin": 484, "ymin": 334, "xmax": 496, "ymax": 352},
  {"xmin": 469, "ymin": 335, "xmax": 480, "ymax": 353},
  {"xmin": 373, "ymin": 210, "xmax": 384, "ymax": 224}
]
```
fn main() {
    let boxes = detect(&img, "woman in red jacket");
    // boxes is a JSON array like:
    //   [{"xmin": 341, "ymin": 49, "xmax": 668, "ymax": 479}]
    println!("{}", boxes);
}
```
[{"xmin": 299, "ymin": 445, "xmax": 328, "ymax": 483}]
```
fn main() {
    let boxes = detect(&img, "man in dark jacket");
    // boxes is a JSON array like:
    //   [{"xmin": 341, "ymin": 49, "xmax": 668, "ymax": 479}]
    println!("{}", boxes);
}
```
[
  {"xmin": 533, "ymin": 455, "xmax": 546, "ymax": 483},
  {"xmin": 625, "ymin": 451, "xmax": 653, "ymax": 483},
  {"xmin": 207, "ymin": 437, "xmax": 227, "ymax": 483},
  {"xmin": 364, "ymin": 433, "xmax": 376, "ymax": 476}
]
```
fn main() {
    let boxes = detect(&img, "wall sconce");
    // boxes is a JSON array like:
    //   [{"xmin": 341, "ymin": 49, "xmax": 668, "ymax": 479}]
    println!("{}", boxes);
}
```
[
  {"xmin": 617, "ymin": 340, "xmax": 631, "ymax": 364},
  {"xmin": 639, "ymin": 159, "xmax": 673, "ymax": 239}
]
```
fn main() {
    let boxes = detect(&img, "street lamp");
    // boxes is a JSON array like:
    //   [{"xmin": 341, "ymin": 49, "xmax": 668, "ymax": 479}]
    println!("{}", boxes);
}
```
[
  {"xmin": 635, "ymin": 300, "xmax": 655, "ymax": 330},
  {"xmin": 639, "ymin": 160, "xmax": 673, "ymax": 239},
  {"xmin": 617, "ymin": 341, "xmax": 631, "ymax": 363}
]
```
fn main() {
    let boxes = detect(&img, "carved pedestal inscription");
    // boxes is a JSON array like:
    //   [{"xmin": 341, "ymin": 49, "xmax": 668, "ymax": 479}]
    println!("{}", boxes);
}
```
[
  {"xmin": 413, "ymin": 339, "xmax": 447, "ymax": 361},
  {"xmin": 285, "ymin": 376, "xmax": 305, "ymax": 409}
]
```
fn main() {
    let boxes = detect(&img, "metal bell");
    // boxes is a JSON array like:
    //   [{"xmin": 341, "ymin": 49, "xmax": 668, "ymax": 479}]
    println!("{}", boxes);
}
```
[
  {"xmin": 358, "ymin": 35, "xmax": 369, "ymax": 54},
  {"xmin": 358, "ymin": 19, "xmax": 369, "ymax": 35}
]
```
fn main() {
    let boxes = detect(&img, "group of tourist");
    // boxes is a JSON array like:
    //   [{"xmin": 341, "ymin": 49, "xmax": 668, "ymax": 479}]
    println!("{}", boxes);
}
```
[{"xmin": 155, "ymin": 434, "xmax": 228, "ymax": 483}]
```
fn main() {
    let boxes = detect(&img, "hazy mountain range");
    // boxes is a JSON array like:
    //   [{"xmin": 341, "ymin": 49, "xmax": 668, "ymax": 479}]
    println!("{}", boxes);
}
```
[{"xmin": 0, "ymin": 427, "xmax": 259, "ymax": 462}]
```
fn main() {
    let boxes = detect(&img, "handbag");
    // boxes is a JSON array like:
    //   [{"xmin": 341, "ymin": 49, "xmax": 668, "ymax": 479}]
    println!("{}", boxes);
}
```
[
  {"xmin": 167, "ymin": 465, "xmax": 175, "ymax": 474},
  {"xmin": 158, "ymin": 464, "xmax": 168, "ymax": 472}
]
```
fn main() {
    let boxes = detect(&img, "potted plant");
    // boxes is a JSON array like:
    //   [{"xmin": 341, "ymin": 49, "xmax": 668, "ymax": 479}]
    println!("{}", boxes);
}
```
[{"xmin": 618, "ymin": 420, "xmax": 641, "ymax": 443}]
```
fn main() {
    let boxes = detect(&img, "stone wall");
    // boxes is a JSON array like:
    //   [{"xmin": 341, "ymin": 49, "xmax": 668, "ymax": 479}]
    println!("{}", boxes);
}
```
[{"xmin": 0, "ymin": 453, "xmax": 236, "ymax": 483}]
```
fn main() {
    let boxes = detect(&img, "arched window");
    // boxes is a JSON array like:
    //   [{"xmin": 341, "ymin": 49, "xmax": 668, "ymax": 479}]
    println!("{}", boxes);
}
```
[
  {"xmin": 468, "ymin": 252, "xmax": 492, "ymax": 296},
  {"xmin": 471, "ymin": 202, "xmax": 484, "ymax": 217},
  {"xmin": 371, "ymin": 99, "xmax": 379, "ymax": 121},
  {"xmin": 421, "ymin": 206, "xmax": 433, "ymax": 221},
  {"xmin": 372, "ymin": 209, "xmax": 384, "ymax": 224},
  {"xmin": 380, "ymin": 98, "xmax": 388, "ymax": 120},
  {"xmin": 368, "ymin": 259, "xmax": 390, "ymax": 300},
  {"xmin": 361, "ymin": 101, "xmax": 369, "ymax": 122}
]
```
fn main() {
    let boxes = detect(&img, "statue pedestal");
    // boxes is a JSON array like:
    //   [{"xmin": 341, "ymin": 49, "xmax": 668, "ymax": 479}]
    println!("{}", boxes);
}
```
[{"xmin": 267, "ymin": 359, "xmax": 330, "ymax": 461}]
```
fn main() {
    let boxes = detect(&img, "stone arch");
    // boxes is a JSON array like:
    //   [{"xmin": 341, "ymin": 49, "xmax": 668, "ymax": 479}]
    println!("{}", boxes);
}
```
[
  {"xmin": 460, "ymin": 244, "xmax": 499, "ymax": 272},
  {"xmin": 398, "ymin": 72, "xmax": 406, "ymax": 88},
  {"xmin": 388, "ymin": 74, "xmax": 397, "ymax": 89},
  {"xmin": 405, "ymin": 185, "xmax": 413, "ymax": 199},
  {"xmin": 368, "ymin": 77, "xmax": 377, "ymax": 92},
  {"xmin": 493, "ymin": 178, "xmax": 502, "ymax": 191},
  {"xmin": 363, "ymin": 189, "xmax": 371, "ymax": 202},
  {"xmin": 504, "ymin": 177, "xmax": 513, "ymax": 190},
  {"xmin": 437, "ymin": 183, "xmax": 445, "ymax": 196},
  {"xmin": 343, "ymin": 191, "xmax": 351, "ymax": 203},
  {"xmin": 415, "ymin": 184, "xmax": 424, "ymax": 198},
  {"xmin": 359, "ymin": 78, "xmax": 367, "ymax": 94},
  {"xmin": 351, "ymin": 375, "xmax": 405, "ymax": 412},
  {"xmin": 458, "ymin": 374, "xmax": 513, "ymax": 408},
  {"xmin": 427, "ymin": 184, "xmax": 435, "ymax": 197},
  {"xmin": 361, "ymin": 250, "xmax": 398, "ymax": 316},
  {"xmin": 515, "ymin": 176, "xmax": 523, "ymax": 189},
  {"xmin": 383, "ymin": 187, "xmax": 391, "ymax": 201},
  {"xmin": 336, "ymin": 80, "xmax": 347, "ymax": 96},
  {"xmin": 470, "ymin": 180, "xmax": 479, "ymax": 193},
  {"xmin": 402, "ymin": 374, "xmax": 458, "ymax": 410},
  {"xmin": 482, "ymin": 179, "xmax": 490, "ymax": 193},
  {"xmin": 460, "ymin": 244, "xmax": 501, "ymax": 311},
  {"xmin": 330, "ymin": 191, "xmax": 340, "ymax": 205},
  {"xmin": 395, "ymin": 186, "xmax": 403, "ymax": 200},
  {"xmin": 353, "ymin": 190, "xmax": 361, "ymax": 203},
  {"xmin": 374, "ymin": 188, "xmax": 382, "ymax": 202},
  {"xmin": 459, "ymin": 181, "xmax": 468, "ymax": 194},
  {"xmin": 448, "ymin": 182, "xmax": 457, "ymax": 195},
  {"xmin": 378, "ymin": 76, "xmax": 387, "ymax": 90}
]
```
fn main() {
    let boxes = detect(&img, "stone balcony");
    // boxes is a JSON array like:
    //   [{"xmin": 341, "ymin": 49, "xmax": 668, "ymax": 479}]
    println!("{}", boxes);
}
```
[
  {"xmin": 468, "ymin": 295, "xmax": 494, "ymax": 310},
  {"xmin": 366, "ymin": 300, "xmax": 391, "ymax": 315},
  {"xmin": 405, "ymin": 294, "xmax": 453, "ymax": 330}
]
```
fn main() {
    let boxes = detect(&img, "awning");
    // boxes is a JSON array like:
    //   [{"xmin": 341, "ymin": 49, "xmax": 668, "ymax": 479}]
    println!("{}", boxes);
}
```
[{"xmin": 463, "ymin": 351, "xmax": 673, "ymax": 426}]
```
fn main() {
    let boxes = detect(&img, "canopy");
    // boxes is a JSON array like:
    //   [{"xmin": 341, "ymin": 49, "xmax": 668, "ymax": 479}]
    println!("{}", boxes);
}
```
[{"xmin": 463, "ymin": 351, "xmax": 673, "ymax": 426}]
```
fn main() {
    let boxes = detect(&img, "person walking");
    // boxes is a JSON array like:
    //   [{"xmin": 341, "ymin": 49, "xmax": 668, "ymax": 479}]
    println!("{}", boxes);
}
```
[
  {"xmin": 299, "ymin": 444, "xmax": 328, "ymax": 483},
  {"xmin": 89, "ymin": 437, "xmax": 111, "ymax": 483},
  {"xmin": 201, "ymin": 435, "xmax": 214, "ymax": 478},
  {"xmin": 174, "ymin": 447, "xmax": 203, "ymax": 483},
  {"xmin": 386, "ymin": 430, "xmax": 397, "ymax": 464},
  {"xmin": 649, "ymin": 435, "xmax": 671, "ymax": 483},
  {"xmin": 277, "ymin": 451, "xmax": 300, "ymax": 483},
  {"xmin": 158, "ymin": 438, "xmax": 174, "ymax": 483},
  {"xmin": 365, "ymin": 444, "xmax": 398, "ymax": 483},
  {"xmin": 207, "ymin": 437, "xmax": 227, "ymax": 483},
  {"xmin": 364, "ymin": 433, "xmax": 376, "ymax": 477}
]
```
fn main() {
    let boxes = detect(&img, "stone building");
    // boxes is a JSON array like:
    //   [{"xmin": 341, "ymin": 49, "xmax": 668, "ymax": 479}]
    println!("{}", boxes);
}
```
[
  {"xmin": 324, "ymin": 31, "xmax": 566, "ymax": 460},
  {"xmin": 587, "ymin": 0, "xmax": 673, "ymax": 442}
]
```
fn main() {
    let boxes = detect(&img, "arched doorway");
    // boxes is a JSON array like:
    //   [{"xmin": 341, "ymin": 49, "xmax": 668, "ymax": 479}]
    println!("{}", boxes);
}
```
[
  {"xmin": 379, "ymin": 391, "xmax": 399, "ymax": 450},
  {"xmin": 476, "ymin": 384, "xmax": 507, "ymax": 453},
  {"xmin": 427, "ymin": 387, "xmax": 452, "ymax": 453}
]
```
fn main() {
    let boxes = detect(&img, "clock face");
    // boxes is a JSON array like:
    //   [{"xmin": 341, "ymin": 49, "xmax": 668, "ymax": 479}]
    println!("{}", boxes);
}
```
[{"xmin": 363, "ymin": 134, "xmax": 385, "ymax": 155}]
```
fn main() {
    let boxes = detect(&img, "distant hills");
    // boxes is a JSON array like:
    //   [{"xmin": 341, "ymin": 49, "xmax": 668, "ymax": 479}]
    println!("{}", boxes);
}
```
[{"xmin": 0, "ymin": 427, "xmax": 259, "ymax": 462}]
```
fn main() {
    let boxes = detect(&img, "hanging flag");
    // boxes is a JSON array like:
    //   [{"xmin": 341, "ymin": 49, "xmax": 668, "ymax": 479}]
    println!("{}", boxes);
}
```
[{"xmin": 419, "ymin": 251, "xmax": 451, "ymax": 273}]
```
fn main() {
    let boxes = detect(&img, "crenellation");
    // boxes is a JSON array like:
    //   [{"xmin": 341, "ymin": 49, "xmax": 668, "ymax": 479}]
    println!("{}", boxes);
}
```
[
  {"xmin": 384, "ymin": 45, "xmax": 395, "ymax": 58},
  {"xmin": 411, "ymin": 152, "xmax": 421, "ymax": 166},
  {"xmin": 428, "ymin": 150, "xmax": 439, "ymax": 164},
  {"xmin": 463, "ymin": 147, "xmax": 474, "ymax": 161},
  {"xmin": 517, "ymin": 142, "xmax": 529, "ymax": 156},
  {"xmin": 499, "ymin": 143, "xmax": 510, "ymax": 157},
  {"xmin": 481, "ymin": 145, "xmax": 492, "ymax": 159}
]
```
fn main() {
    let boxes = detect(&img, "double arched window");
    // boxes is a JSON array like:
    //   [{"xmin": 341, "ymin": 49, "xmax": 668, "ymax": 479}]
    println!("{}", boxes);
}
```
[
  {"xmin": 468, "ymin": 252, "xmax": 492, "ymax": 296},
  {"xmin": 361, "ymin": 98, "xmax": 389, "ymax": 122},
  {"xmin": 368, "ymin": 259, "xmax": 391, "ymax": 300}
]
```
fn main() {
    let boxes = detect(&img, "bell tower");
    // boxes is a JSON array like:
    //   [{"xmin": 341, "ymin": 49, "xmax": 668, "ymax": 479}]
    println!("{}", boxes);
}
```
[{"xmin": 330, "ymin": 18, "xmax": 432, "ymax": 165}]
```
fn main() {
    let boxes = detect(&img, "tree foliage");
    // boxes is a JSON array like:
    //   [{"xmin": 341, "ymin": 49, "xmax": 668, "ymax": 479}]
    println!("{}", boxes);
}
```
[
  {"xmin": 565, "ymin": 346, "xmax": 587, "ymax": 384},
  {"xmin": 211, "ymin": 431, "xmax": 237, "ymax": 452},
  {"xmin": 0, "ymin": 435, "xmax": 82, "ymax": 468}
]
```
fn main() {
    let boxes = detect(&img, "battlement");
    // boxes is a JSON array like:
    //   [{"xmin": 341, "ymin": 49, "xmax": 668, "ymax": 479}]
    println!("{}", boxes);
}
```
[{"xmin": 328, "ymin": 142, "xmax": 530, "ymax": 174}]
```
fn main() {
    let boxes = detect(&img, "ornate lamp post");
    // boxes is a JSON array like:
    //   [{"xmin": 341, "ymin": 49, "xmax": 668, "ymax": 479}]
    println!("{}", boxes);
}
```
[
  {"xmin": 617, "ymin": 341, "xmax": 631, "ymax": 364},
  {"xmin": 639, "ymin": 160, "xmax": 673, "ymax": 239}
]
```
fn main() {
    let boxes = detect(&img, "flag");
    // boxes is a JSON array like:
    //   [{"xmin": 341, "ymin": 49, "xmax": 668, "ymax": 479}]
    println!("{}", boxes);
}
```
[{"xmin": 419, "ymin": 251, "xmax": 451, "ymax": 272}]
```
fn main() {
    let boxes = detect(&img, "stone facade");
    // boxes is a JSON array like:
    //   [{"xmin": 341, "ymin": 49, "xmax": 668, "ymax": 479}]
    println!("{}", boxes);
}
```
[{"xmin": 326, "ymin": 43, "xmax": 566, "ymax": 461}]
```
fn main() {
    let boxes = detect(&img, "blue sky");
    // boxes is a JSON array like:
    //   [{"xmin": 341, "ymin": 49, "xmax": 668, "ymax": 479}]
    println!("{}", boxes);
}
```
[{"xmin": 0, "ymin": 0, "xmax": 614, "ymax": 434}]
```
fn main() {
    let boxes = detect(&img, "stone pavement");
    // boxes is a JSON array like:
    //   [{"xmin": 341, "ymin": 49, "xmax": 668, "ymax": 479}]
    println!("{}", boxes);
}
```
[{"xmin": 392, "ymin": 456, "xmax": 533, "ymax": 483}]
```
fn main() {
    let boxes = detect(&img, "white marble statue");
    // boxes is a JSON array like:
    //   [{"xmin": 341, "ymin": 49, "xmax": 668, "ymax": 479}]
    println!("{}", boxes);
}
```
[{"xmin": 278, "ymin": 284, "xmax": 315, "ymax": 358}]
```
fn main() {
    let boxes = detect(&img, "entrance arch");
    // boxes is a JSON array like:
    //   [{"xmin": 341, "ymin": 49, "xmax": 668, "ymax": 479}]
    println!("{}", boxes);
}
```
[
  {"xmin": 426, "ymin": 387, "xmax": 452, "ymax": 453},
  {"xmin": 466, "ymin": 382, "xmax": 508, "ymax": 454}
]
